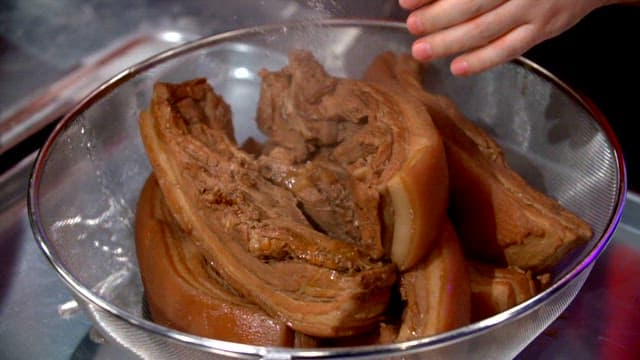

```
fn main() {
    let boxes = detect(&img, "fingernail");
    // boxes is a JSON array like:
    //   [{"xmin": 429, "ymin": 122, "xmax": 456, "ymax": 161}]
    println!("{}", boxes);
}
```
[
  {"xmin": 451, "ymin": 60, "xmax": 469, "ymax": 76},
  {"xmin": 412, "ymin": 41, "xmax": 433, "ymax": 61}
]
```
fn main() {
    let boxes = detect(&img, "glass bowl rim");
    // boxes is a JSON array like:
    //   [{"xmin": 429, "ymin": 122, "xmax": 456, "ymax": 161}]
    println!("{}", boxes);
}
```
[{"xmin": 27, "ymin": 18, "xmax": 628, "ymax": 357}]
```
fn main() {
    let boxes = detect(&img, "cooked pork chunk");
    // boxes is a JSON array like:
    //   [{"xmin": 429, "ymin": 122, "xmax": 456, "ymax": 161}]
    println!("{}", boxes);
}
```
[
  {"xmin": 257, "ymin": 50, "xmax": 449, "ymax": 271},
  {"xmin": 362, "ymin": 52, "xmax": 592, "ymax": 273},
  {"xmin": 136, "ymin": 50, "xmax": 594, "ymax": 346},
  {"xmin": 139, "ymin": 78, "xmax": 397, "ymax": 337},
  {"xmin": 466, "ymin": 261, "xmax": 538, "ymax": 321},
  {"xmin": 257, "ymin": 154, "xmax": 373, "ymax": 249},
  {"xmin": 136, "ymin": 175, "xmax": 294, "ymax": 345},
  {"xmin": 397, "ymin": 220, "xmax": 471, "ymax": 341}
]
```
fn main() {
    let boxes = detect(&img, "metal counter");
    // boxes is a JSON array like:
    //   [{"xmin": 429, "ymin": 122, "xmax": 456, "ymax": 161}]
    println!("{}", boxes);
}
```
[{"xmin": 1, "ymin": 153, "xmax": 639, "ymax": 359}]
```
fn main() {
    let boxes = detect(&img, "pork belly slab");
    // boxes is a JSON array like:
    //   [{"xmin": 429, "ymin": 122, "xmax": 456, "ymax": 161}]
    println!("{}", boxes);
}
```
[
  {"xmin": 139, "ymin": 78, "xmax": 396, "ymax": 338},
  {"xmin": 257, "ymin": 50, "xmax": 449, "ymax": 271},
  {"xmin": 362, "ymin": 52, "xmax": 592, "ymax": 273}
]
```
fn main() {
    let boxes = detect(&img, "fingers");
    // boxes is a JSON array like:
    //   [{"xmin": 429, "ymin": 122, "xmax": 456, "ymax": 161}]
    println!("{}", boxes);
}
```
[
  {"xmin": 407, "ymin": 0, "xmax": 506, "ymax": 35},
  {"xmin": 450, "ymin": 24, "xmax": 539, "ymax": 76},
  {"xmin": 411, "ymin": 1, "xmax": 522, "ymax": 63},
  {"xmin": 404, "ymin": 0, "xmax": 601, "ymax": 76},
  {"xmin": 399, "ymin": 0, "xmax": 437, "ymax": 11}
]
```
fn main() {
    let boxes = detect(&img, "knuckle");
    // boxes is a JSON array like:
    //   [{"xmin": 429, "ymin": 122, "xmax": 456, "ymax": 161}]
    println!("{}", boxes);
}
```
[
  {"xmin": 469, "ymin": 0, "xmax": 486, "ymax": 15},
  {"xmin": 407, "ymin": 13, "xmax": 426, "ymax": 34},
  {"xmin": 408, "ymin": 6, "xmax": 439, "ymax": 34},
  {"xmin": 469, "ymin": 18, "xmax": 497, "ymax": 45},
  {"xmin": 491, "ymin": 38, "xmax": 520, "ymax": 61}
]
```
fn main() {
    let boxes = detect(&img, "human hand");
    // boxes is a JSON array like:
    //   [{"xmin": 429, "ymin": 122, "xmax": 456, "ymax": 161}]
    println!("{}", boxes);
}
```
[{"xmin": 399, "ymin": 0, "xmax": 618, "ymax": 76}]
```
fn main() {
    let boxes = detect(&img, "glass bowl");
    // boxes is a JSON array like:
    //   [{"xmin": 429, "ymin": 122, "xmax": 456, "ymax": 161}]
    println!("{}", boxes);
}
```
[{"xmin": 28, "ymin": 19, "xmax": 627, "ymax": 359}]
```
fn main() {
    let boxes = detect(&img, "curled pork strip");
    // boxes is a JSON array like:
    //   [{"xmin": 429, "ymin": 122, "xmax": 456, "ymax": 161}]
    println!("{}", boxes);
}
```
[{"xmin": 139, "ymin": 78, "xmax": 396, "ymax": 337}]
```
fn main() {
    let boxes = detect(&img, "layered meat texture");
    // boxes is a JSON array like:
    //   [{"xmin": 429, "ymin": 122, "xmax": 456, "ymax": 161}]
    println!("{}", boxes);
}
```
[
  {"xmin": 139, "ymin": 78, "xmax": 397, "ymax": 338},
  {"xmin": 135, "ymin": 175, "xmax": 295, "ymax": 345},
  {"xmin": 362, "ymin": 51, "xmax": 592, "ymax": 273},
  {"xmin": 466, "ymin": 261, "xmax": 538, "ymax": 322},
  {"xmin": 396, "ymin": 220, "xmax": 471, "ymax": 341},
  {"xmin": 257, "ymin": 51, "xmax": 449, "ymax": 271}
]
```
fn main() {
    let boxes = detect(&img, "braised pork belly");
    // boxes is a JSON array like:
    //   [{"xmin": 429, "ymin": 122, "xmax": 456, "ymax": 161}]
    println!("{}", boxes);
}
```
[{"xmin": 135, "ymin": 50, "xmax": 591, "ymax": 346}]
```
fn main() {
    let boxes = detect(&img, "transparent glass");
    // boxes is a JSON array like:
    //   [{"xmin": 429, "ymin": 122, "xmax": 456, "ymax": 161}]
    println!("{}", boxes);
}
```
[{"xmin": 29, "ymin": 20, "xmax": 626, "ymax": 359}]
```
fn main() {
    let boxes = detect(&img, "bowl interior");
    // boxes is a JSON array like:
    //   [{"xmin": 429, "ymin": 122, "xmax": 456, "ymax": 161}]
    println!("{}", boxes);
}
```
[{"xmin": 29, "ymin": 20, "xmax": 625, "ymax": 357}]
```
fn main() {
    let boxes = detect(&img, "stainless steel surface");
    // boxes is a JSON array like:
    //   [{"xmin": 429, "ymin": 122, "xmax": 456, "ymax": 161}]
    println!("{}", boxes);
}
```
[
  {"xmin": 0, "ymin": 32, "xmax": 196, "ymax": 156},
  {"xmin": 26, "ymin": 20, "xmax": 626, "ymax": 359},
  {"xmin": 2, "ymin": 157, "xmax": 639, "ymax": 359}
]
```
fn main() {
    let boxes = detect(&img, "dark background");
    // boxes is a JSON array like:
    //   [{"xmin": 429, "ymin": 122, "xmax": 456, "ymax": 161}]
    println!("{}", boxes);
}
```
[{"xmin": 524, "ymin": 4, "xmax": 639, "ymax": 193}]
